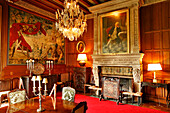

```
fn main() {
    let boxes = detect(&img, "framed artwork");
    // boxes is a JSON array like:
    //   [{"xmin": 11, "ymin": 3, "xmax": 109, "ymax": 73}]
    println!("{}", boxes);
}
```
[
  {"xmin": 76, "ymin": 41, "xmax": 85, "ymax": 53},
  {"xmin": 100, "ymin": 9, "xmax": 129, "ymax": 54},
  {"xmin": 8, "ymin": 6, "xmax": 65, "ymax": 65}
]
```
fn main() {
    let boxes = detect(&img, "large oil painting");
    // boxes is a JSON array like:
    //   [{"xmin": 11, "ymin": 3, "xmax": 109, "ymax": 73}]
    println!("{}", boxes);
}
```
[
  {"xmin": 101, "ymin": 9, "xmax": 129, "ymax": 54},
  {"xmin": 8, "ymin": 7, "xmax": 65, "ymax": 65}
]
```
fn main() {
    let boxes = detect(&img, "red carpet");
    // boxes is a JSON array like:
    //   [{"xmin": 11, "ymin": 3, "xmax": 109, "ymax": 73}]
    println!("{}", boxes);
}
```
[{"xmin": 56, "ymin": 92, "xmax": 168, "ymax": 113}]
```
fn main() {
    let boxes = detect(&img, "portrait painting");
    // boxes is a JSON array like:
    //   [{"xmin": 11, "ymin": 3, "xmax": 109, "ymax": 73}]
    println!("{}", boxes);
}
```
[
  {"xmin": 76, "ymin": 41, "xmax": 85, "ymax": 53},
  {"xmin": 101, "ymin": 9, "xmax": 129, "ymax": 54},
  {"xmin": 8, "ymin": 6, "xmax": 65, "ymax": 65}
]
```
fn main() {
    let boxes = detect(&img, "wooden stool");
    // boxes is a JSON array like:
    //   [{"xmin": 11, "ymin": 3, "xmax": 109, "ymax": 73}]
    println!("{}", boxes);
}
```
[
  {"xmin": 84, "ymin": 84, "xmax": 92, "ymax": 94},
  {"xmin": 122, "ymin": 92, "xmax": 142, "ymax": 106},
  {"xmin": 133, "ymin": 92, "xmax": 143, "ymax": 105},
  {"xmin": 88, "ymin": 86, "xmax": 102, "ymax": 96}
]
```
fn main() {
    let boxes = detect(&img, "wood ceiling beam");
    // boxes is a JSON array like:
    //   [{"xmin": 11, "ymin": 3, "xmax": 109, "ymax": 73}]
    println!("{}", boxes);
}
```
[
  {"xmin": 35, "ymin": 0, "xmax": 62, "ymax": 10},
  {"xmin": 53, "ymin": 0, "xmax": 64, "ymax": 6},
  {"xmin": 91, "ymin": 0, "xmax": 99, "ymax": 4},
  {"xmin": 47, "ymin": 0, "xmax": 64, "ymax": 8},
  {"xmin": 77, "ymin": 3, "xmax": 90, "ymax": 14},
  {"xmin": 79, "ymin": 0, "xmax": 91, "ymax": 7},
  {"xmin": 22, "ymin": 0, "xmax": 56, "ymax": 13},
  {"xmin": 42, "ymin": 0, "xmax": 63, "ymax": 9}
]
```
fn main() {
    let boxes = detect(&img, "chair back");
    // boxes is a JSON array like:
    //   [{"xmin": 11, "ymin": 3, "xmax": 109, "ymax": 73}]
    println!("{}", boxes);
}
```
[
  {"xmin": 7, "ymin": 89, "xmax": 26, "ymax": 104},
  {"xmin": 72, "ymin": 101, "xmax": 88, "ymax": 113},
  {"xmin": 62, "ymin": 87, "xmax": 75, "ymax": 102}
]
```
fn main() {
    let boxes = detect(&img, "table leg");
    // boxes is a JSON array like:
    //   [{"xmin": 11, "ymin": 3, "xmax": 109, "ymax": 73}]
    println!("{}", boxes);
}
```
[
  {"xmin": 84, "ymin": 85, "xmax": 86, "ymax": 94},
  {"xmin": 0, "ymin": 94, "xmax": 1, "ymax": 107},
  {"xmin": 132, "ymin": 95, "xmax": 134, "ymax": 104}
]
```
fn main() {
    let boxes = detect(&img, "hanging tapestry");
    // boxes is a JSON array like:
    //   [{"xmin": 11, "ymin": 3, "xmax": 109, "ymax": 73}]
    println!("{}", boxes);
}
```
[{"xmin": 8, "ymin": 6, "xmax": 65, "ymax": 65}]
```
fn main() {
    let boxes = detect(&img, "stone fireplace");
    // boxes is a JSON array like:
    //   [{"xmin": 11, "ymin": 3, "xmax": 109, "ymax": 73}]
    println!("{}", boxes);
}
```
[{"xmin": 89, "ymin": 0, "xmax": 144, "ymax": 92}]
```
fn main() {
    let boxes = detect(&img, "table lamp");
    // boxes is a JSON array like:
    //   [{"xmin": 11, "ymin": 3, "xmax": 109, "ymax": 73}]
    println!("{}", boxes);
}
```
[
  {"xmin": 148, "ymin": 63, "xmax": 162, "ymax": 83},
  {"xmin": 77, "ymin": 54, "xmax": 87, "ymax": 66}
]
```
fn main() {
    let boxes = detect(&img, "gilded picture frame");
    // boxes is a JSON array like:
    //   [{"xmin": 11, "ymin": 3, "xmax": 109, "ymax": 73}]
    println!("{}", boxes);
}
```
[
  {"xmin": 100, "ymin": 9, "xmax": 129, "ymax": 54},
  {"xmin": 76, "ymin": 41, "xmax": 85, "ymax": 53}
]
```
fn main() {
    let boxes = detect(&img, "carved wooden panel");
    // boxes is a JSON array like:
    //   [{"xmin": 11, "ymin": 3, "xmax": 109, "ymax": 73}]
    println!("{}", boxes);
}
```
[
  {"xmin": 144, "ymin": 34, "xmax": 152, "ymax": 50},
  {"xmin": 153, "ymin": 32, "xmax": 161, "ymax": 49},
  {"xmin": 140, "ymin": 0, "xmax": 170, "ymax": 104},
  {"xmin": 0, "ymin": 79, "xmax": 11, "ymax": 91},
  {"xmin": 163, "ymin": 51, "xmax": 170, "ymax": 71},
  {"xmin": 162, "ymin": 31, "xmax": 170, "ymax": 49},
  {"xmin": 152, "ymin": 3, "xmax": 161, "ymax": 31},
  {"xmin": 73, "ymin": 67, "xmax": 91, "ymax": 91}
]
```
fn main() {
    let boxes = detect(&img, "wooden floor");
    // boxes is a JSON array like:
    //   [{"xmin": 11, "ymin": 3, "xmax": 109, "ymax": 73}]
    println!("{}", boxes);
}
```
[
  {"xmin": 140, "ymin": 102, "xmax": 170, "ymax": 112},
  {"xmin": 79, "ymin": 92, "xmax": 170, "ymax": 113}
]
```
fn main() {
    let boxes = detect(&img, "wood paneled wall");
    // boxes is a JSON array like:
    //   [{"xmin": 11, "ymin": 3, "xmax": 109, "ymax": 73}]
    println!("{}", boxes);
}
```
[
  {"xmin": 65, "ymin": 19, "xmax": 94, "ymax": 67},
  {"xmin": 0, "ymin": 0, "xmax": 94, "ymax": 79},
  {"xmin": 140, "ymin": 1, "xmax": 170, "ymax": 104},
  {"xmin": 0, "ymin": 4, "xmax": 2, "ymax": 72}
]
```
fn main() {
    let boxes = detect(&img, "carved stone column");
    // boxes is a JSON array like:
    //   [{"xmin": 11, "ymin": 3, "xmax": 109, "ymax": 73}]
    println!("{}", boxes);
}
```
[
  {"xmin": 130, "ymin": 3, "xmax": 140, "ymax": 53},
  {"xmin": 93, "ymin": 13, "xmax": 98, "ymax": 55},
  {"xmin": 132, "ymin": 65, "xmax": 142, "ymax": 92},
  {"xmin": 92, "ymin": 65, "xmax": 99, "ymax": 86}
]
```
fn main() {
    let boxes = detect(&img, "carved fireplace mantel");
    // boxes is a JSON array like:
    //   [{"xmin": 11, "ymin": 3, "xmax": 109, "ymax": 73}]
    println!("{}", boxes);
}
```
[
  {"xmin": 89, "ymin": 0, "xmax": 144, "ymax": 92},
  {"xmin": 92, "ymin": 53, "xmax": 144, "ymax": 92}
]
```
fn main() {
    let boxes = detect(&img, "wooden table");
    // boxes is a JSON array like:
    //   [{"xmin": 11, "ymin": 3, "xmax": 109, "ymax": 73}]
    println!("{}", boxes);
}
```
[
  {"xmin": 0, "ymin": 96, "xmax": 77, "ymax": 113},
  {"xmin": 142, "ymin": 82, "xmax": 170, "ymax": 107}
]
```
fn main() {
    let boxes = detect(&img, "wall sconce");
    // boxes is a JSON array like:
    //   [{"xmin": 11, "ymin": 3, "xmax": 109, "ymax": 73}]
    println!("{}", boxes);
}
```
[
  {"xmin": 148, "ymin": 63, "xmax": 162, "ymax": 83},
  {"xmin": 77, "ymin": 54, "xmax": 87, "ymax": 66}
]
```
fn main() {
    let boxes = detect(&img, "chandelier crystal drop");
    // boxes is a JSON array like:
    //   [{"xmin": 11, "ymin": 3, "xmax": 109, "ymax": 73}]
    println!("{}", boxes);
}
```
[{"xmin": 55, "ymin": 0, "xmax": 87, "ymax": 41}]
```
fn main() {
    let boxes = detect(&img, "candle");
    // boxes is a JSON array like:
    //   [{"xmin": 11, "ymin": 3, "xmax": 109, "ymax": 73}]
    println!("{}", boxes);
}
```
[
  {"xmin": 26, "ymin": 60, "xmax": 29, "ymax": 69},
  {"xmin": 31, "ymin": 76, "xmax": 37, "ymax": 92},
  {"xmin": 45, "ymin": 84, "xmax": 47, "ymax": 91},
  {"xmin": 46, "ymin": 61, "xmax": 48, "ymax": 69},
  {"xmin": 51, "ymin": 61, "xmax": 53, "ymax": 69},
  {"xmin": 49, "ymin": 61, "xmax": 50, "ymax": 69},
  {"xmin": 29, "ymin": 61, "xmax": 31, "ymax": 70},
  {"xmin": 39, "ymin": 79, "xmax": 41, "ymax": 90},
  {"xmin": 32, "ymin": 60, "xmax": 34, "ymax": 69}
]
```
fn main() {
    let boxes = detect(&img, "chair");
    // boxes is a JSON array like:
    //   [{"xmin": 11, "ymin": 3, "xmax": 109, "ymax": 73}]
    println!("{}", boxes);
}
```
[
  {"xmin": 7, "ymin": 89, "xmax": 26, "ymax": 104},
  {"xmin": 57, "ymin": 72, "xmax": 72, "ymax": 90},
  {"xmin": 71, "ymin": 101, "xmax": 88, "ymax": 113},
  {"xmin": 62, "ymin": 87, "xmax": 76, "ymax": 102}
]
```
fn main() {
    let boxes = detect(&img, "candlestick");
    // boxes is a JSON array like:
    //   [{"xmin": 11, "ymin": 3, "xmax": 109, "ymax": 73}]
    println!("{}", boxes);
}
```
[
  {"xmin": 26, "ymin": 59, "xmax": 34, "ymax": 77},
  {"xmin": 32, "ymin": 75, "xmax": 46, "ymax": 112},
  {"xmin": 46, "ymin": 60, "xmax": 53, "ymax": 75}
]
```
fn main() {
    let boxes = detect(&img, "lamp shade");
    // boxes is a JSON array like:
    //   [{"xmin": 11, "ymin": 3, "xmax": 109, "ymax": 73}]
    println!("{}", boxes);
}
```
[
  {"xmin": 77, "ymin": 54, "xmax": 87, "ymax": 61},
  {"xmin": 42, "ymin": 78, "xmax": 48, "ymax": 84},
  {"xmin": 148, "ymin": 63, "xmax": 162, "ymax": 71},
  {"xmin": 36, "ymin": 76, "xmax": 42, "ymax": 81},
  {"xmin": 31, "ymin": 76, "xmax": 37, "ymax": 81}
]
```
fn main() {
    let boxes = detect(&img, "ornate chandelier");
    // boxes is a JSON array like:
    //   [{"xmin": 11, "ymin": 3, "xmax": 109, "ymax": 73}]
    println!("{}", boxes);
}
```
[{"xmin": 55, "ymin": 0, "xmax": 87, "ymax": 41}]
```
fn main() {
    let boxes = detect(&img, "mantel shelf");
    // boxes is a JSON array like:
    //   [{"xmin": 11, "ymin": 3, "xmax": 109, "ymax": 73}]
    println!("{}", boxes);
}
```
[{"xmin": 102, "ymin": 74, "xmax": 133, "ymax": 79}]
